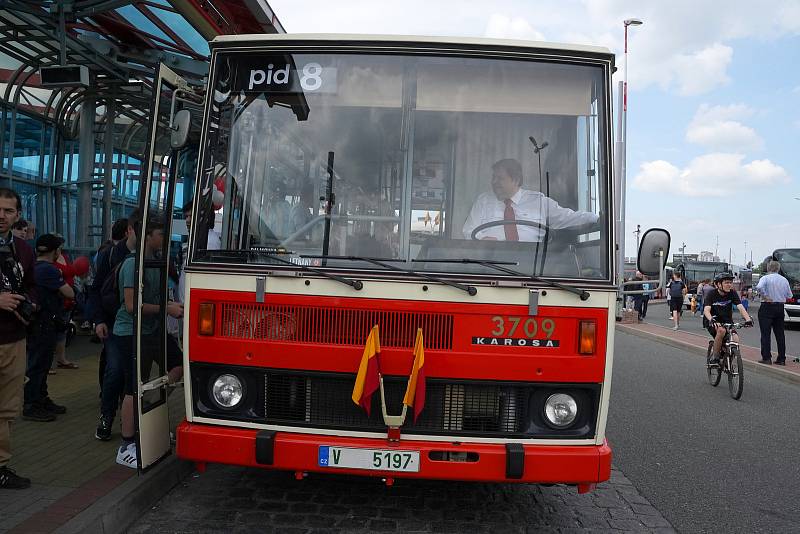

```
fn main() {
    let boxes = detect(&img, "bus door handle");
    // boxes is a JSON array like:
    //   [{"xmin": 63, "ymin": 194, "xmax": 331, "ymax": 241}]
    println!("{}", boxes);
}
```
[{"xmin": 141, "ymin": 376, "xmax": 170, "ymax": 392}]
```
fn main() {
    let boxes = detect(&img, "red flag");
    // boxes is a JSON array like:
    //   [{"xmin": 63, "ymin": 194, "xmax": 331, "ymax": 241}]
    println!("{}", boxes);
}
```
[
  {"xmin": 403, "ymin": 328, "xmax": 426, "ymax": 421},
  {"xmin": 352, "ymin": 325, "xmax": 381, "ymax": 415}
]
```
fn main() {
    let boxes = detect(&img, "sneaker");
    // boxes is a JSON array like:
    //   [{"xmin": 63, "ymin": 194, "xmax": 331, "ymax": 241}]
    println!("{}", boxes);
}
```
[
  {"xmin": 757, "ymin": 359, "xmax": 772, "ymax": 365},
  {"xmin": 774, "ymin": 359, "xmax": 786, "ymax": 366},
  {"xmin": 42, "ymin": 397, "xmax": 66, "ymax": 415},
  {"xmin": 0, "ymin": 466, "xmax": 31, "ymax": 489},
  {"xmin": 95, "ymin": 416, "xmax": 114, "ymax": 441},
  {"xmin": 22, "ymin": 405, "xmax": 56, "ymax": 422},
  {"xmin": 708, "ymin": 353, "xmax": 720, "ymax": 365},
  {"xmin": 672, "ymin": 325, "xmax": 679, "ymax": 331},
  {"xmin": 116, "ymin": 443, "xmax": 138, "ymax": 469}
]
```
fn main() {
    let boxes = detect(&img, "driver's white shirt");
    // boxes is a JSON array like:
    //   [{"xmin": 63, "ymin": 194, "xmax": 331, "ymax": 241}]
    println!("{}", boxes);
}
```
[{"xmin": 462, "ymin": 188, "xmax": 599, "ymax": 241}]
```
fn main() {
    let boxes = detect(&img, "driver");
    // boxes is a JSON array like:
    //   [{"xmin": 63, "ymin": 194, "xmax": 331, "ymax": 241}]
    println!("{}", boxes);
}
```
[{"xmin": 462, "ymin": 158, "xmax": 598, "ymax": 241}]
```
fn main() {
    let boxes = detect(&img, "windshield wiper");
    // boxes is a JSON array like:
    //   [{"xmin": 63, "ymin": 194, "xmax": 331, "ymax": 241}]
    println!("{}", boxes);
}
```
[
  {"xmin": 203, "ymin": 248, "xmax": 363, "ymax": 290},
  {"xmin": 414, "ymin": 258, "xmax": 590, "ymax": 301},
  {"xmin": 302, "ymin": 255, "xmax": 478, "ymax": 296}
]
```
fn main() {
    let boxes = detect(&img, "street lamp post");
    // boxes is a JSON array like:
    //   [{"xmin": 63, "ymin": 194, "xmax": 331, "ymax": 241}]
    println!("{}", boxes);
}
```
[
  {"xmin": 623, "ymin": 18, "xmax": 643, "ymax": 125},
  {"xmin": 617, "ymin": 17, "xmax": 643, "ymax": 293}
]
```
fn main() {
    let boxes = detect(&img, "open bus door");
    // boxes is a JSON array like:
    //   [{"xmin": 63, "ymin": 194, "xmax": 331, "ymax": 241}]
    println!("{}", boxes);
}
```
[{"xmin": 134, "ymin": 64, "xmax": 193, "ymax": 471}]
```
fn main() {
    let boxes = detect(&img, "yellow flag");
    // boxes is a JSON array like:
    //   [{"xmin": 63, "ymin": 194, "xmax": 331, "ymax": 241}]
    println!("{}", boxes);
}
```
[
  {"xmin": 403, "ymin": 329, "xmax": 426, "ymax": 420},
  {"xmin": 352, "ymin": 325, "xmax": 381, "ymax": 415}
]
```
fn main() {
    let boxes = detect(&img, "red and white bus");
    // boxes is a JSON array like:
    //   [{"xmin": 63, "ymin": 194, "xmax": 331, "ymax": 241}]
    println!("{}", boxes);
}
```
[{"xmin": 132, "ymin": 34, "xmax": 669, "ymax": 493}]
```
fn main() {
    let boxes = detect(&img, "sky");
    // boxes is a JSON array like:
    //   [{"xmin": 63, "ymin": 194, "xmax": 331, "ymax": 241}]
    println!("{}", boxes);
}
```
[{"xmin": 268, "ymin": 0, "xmax": 800, "ymax": 266}]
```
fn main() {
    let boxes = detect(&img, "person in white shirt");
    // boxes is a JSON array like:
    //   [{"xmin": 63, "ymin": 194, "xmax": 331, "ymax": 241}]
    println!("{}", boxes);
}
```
[
  {"xmin": 462, "ymin": 159, "xmax": 599, "ymax": 241},
  {"xmin": 755, "ymin": 260, "xmax": 793, "ymax": 365}
]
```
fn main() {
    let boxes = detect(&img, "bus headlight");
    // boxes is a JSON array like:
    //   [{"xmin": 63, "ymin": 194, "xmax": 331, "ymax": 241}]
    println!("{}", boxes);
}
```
[
  {"xmin": 211, "ymin": 374, "xmax": 244, "ymax": 408},
  {"xmin": 543, "ymin": 393, "xmax": 578, "ymax": 428}
]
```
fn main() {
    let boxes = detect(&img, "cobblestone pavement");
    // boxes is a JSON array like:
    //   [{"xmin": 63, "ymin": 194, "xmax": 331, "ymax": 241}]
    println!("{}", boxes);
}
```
[{"xmin": 130, "ymin": 464, "xmax": 675, "ymax": 533}]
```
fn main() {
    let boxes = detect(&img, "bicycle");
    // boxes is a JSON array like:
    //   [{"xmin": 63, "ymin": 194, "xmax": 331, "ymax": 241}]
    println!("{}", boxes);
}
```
[{"xmin": 706, "ymin": 321, "xmax": 752, "ymax": 400}]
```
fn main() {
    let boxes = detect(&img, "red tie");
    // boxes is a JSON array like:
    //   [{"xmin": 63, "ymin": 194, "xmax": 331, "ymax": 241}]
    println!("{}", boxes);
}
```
[{"xmin": 503, "ymin": 199, "xmax": 519, "ymax": 241}]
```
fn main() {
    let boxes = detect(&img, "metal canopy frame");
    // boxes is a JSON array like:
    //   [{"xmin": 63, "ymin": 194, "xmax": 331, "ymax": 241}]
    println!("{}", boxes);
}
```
[{"xmin": 0, "ymin": 0, "xmax": 283, "ymax": 249}]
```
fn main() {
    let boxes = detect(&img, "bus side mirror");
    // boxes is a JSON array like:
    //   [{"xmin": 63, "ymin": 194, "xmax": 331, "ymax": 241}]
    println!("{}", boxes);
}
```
[
  {"xmin": 170, "ymin": 109, "xmax": 192, "ymax": 149},
  {"xmin": 637, "ymin": 228, "xmax": 670, "ymax": 276}
]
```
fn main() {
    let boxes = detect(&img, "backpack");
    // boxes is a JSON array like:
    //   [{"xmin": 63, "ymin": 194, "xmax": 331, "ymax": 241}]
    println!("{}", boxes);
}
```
[
  {"xmin": 99, "ymin": 252, "xmax": 131, "ymax": 322},
  {"xmin": 99, "ymin": 261, "xmax": 123, "ymax": 322}
]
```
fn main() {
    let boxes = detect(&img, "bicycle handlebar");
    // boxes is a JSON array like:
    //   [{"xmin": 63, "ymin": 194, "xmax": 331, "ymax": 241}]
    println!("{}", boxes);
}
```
[{"xmin": 716, "ymin": 321, "xmax": 753, "ymax": 329}]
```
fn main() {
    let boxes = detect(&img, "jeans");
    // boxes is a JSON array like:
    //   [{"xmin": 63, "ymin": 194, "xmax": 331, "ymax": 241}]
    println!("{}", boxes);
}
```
[
  {"xmin": 24, "ymin": 322, "xmax": 58, "ymax": 406},
  {"xmin": 633, "ymin": 295, "xmax": 644, "ymax": 318},
  {"xmin": 100, "ymin": 334, "xmax": 135, "ymax": 418}
]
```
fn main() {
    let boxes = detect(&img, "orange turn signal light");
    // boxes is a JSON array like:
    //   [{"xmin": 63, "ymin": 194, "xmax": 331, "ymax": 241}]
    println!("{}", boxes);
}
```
[
  {"xmin": 578, "ymin": 320, "xmax": 596, "ymax": 355},
  {"xmin": 198, "ymin": 303, "xmax": 215, "ymax": 336}
]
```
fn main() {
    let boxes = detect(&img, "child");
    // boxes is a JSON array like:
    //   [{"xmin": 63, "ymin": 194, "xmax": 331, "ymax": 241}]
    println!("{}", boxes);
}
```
[{"xmin": 740, "ymin": 289, "xmax": 749, "ymax": 313}]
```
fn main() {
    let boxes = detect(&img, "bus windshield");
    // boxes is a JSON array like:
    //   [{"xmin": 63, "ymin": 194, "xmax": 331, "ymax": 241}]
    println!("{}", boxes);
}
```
[
  {"xmin": 192, "ymin": 50, "xmax": 611, "ymax": 281},
  {"xmin": 774, "ymin": 249, "xmax": 800, "ymax": 288}
]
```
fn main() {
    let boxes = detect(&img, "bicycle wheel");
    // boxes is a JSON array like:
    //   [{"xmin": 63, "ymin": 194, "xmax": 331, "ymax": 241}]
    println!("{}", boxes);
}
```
[
  {"xmin": 707, "ymin": 342, "xmax": 721, "ymax": 386},
  {"xmin": 728, "ymin": 346, "xmax": 744, "ymax": 400}
]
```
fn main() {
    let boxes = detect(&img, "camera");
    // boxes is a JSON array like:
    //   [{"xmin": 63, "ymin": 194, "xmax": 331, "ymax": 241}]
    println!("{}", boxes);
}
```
[{"xmin": 15, "ymin": 294, "xmax": 36, "ymax": 323}]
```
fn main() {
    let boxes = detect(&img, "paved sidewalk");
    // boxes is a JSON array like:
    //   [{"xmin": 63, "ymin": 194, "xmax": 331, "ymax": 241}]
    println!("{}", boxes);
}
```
[
  {"xmin": 617, "ymin": 321, "xmax": 800, "ymax": 384},
  {"xmin": 0, "ymin": 334, "xmax": 188, "ymax": 533}
]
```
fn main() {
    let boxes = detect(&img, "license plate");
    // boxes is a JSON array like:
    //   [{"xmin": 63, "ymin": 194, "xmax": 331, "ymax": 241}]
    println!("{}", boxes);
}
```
[{"xmin": 318, "ymin": 446, "xmax": 420, "ymax": 472}]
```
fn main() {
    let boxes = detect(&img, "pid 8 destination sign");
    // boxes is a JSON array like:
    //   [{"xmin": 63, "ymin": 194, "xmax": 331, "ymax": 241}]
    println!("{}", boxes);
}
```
[{"xmin": 222, "ymin": 54, "xmax": 337, "ymax": 95}]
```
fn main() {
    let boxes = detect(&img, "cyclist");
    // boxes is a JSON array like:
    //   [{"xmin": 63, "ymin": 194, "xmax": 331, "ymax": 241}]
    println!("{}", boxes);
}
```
[{"xmin": 703, "ymin": 272, "xmax": 753, "ymax": 365}]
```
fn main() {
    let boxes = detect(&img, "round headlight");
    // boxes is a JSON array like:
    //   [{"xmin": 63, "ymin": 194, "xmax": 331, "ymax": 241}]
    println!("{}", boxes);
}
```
[
  {"xmin": 544, "ymin": 393, "xmax": 578, "ymax": 428},
  {"xmin": 211, "ymin": 374, "xmax": 243, "ymax": 408}
]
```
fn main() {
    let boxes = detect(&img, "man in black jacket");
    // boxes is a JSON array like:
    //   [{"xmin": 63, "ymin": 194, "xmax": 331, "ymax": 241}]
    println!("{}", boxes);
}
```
[
  {"xmin": 0, "ymin": 188, "xmax": 35, "ymax": 489},
  {"xmin": 87, "ymin": 218, "xmax": 129, "ymax": 388}
]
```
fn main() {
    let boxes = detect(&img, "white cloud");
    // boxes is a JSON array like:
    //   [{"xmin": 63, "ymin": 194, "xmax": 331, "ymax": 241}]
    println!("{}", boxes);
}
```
[
  {"xmin": 633, "ymin": 153, "xmax": 789, "ymax": 196},
  {"xmin": 669, "ymin": 44, "xmax": 733, "ymax": 96},
  {"xmin": 268, "ymin": 0, "xmax": 800, "ymax": 97},
  {"xmin": 484, "ymin": 14, "xmax": 545, "ymax": 41},
  {"xmin": 579, "ymin": 1, "xmax": 799, "ymax": 96},
  {"xmin": 631, "ymin": 160, "xmax": 681, "ymax": 192},
  {"xmin": 685, "ymin": 103, "xmax": 763, "ymax": 151}
]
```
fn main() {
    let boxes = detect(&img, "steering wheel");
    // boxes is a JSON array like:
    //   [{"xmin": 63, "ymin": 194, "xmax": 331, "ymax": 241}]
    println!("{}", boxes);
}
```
[{"xmin": 470, "ymin": 219, "xmax": 551, "ymax": 240}]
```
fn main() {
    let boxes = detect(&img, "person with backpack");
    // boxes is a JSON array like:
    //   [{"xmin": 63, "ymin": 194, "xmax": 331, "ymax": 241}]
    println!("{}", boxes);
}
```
[
  {"xmin": 90, "ymin": 214, "xmax": 135, "ymax": 441},
  {"xmin": 106, "ymin": 214, "xmax": 183, "ymax": 468},
  {"xmin": 666, "ymin": 271, "xmax": 687, "ymax": 330}
]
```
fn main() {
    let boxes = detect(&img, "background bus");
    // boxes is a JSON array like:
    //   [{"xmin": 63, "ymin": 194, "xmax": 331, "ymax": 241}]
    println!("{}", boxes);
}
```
[
  {"xmin": 765, "ymin": 249, "xmax": 800, "ymax": 325},
  {"xmin": 673, "ymin": 260, "xmax": 727, "ymax": 309}
]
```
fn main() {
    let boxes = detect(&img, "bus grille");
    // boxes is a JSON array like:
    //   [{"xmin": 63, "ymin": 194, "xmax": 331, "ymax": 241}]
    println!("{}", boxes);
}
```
[
  {"xmin": 263, "ymin": 372, "xmax": 528, "ymax": 437},
  {"xmin": 220, "ymin": 303, "xmax": 453, "ymax": 350}
]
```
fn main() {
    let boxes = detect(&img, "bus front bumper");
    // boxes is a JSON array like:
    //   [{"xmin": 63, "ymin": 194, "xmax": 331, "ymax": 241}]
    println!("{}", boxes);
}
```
[{"xmin": 176, "ymin": 420, "xmax": 611, "ymax": 490}]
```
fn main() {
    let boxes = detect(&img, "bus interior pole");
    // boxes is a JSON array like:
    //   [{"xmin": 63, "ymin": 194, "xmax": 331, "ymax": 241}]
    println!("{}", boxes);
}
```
[{"xmin": 321, "ymin": 151, "xmax": 335, "ymax": 267}]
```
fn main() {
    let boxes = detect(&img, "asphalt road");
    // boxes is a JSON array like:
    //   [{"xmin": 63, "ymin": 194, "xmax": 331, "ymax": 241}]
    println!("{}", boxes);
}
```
[
  {"xmin": 607, "ymin": 330, "xmax": 800, "ymax": 533},
  {"xmin": 642, "ymin": 300, "xmax": 800, "ymax": 357}
]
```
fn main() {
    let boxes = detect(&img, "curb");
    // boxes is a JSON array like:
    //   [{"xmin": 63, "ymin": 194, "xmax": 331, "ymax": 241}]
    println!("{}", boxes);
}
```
[
  {"xmin": 54, "ymin": 455, "xmax": 194, "ymax": 534},
  {"xmin": 616, "ymin": 325, "xmax": 800, "ymax": 386}
]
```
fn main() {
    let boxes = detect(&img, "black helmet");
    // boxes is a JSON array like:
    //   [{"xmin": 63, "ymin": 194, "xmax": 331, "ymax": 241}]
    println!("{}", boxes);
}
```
[{"xmin": 714, "ymin": 271, "xmax": 734, "ymax": 283}]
